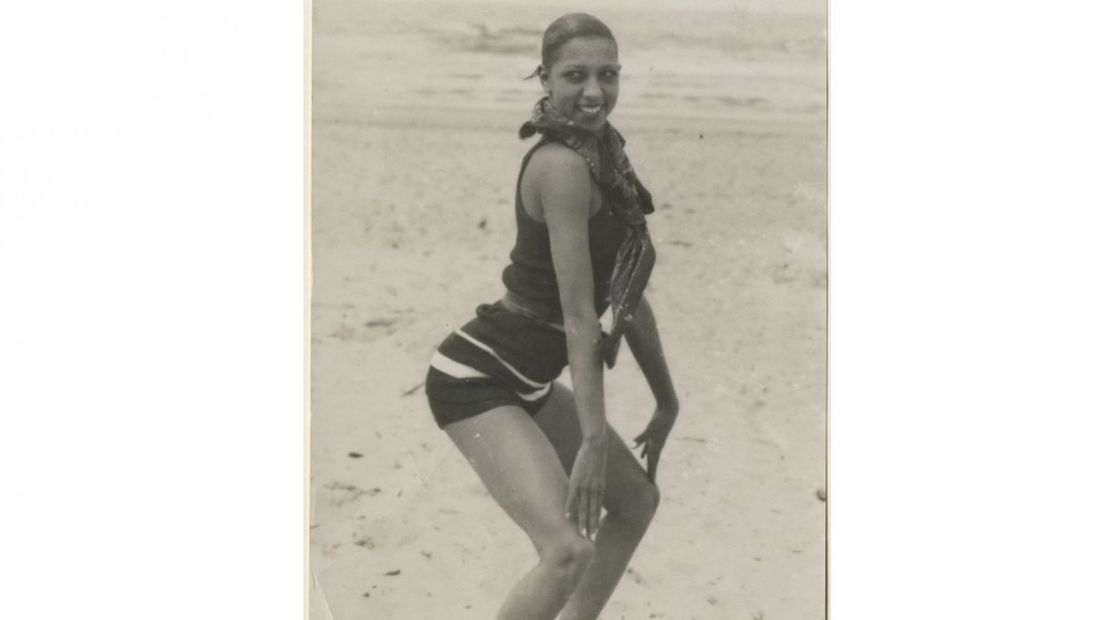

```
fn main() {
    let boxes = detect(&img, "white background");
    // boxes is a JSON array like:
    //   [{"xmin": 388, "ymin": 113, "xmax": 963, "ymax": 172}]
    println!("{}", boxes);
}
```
[{"xmin": 2, "ymin": 1, "xmax": 1102, "ymax": 618}]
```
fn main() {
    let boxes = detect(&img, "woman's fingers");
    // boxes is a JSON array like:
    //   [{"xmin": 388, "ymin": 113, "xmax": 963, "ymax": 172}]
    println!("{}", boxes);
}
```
[
  {"xmin": 636, "ymin": 414, "xmax": 676, "ymax": 482},
  {"xmin": 589, "ymin": 486, "xmax": 602, "ymax": 538},
  {"xmin": 577, "ymin": 492, "xmax": 587, "ymax": 537},
  {"xmin": 636, "ymin": 427, "xmax": 654, "ymax": 459},
  {"xmin": 565, "ymin": 483, "xmax": 579, "ymax": 522},
  {"xmin": 634, "ymin": 422, "xmax": 657, "ymax": 446},
  {"xmin": 568, "ymin": 483, "xmax": 604, "ymax": 539},
  {"xmin": 574, "ymin": 489, "xmax": 584, "ymax": 535},
  {"xmin": 577, "ymin": 491, "xmax": 590, "ymax": 537},
  {"xmin": 646, "ymin": 446, "xmax": 660, "ymax": 482}
]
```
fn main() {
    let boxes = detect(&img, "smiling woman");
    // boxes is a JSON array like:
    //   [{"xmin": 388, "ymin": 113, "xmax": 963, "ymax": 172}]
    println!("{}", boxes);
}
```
[
  {"xmin": 423, "ymin": 12, "xmax": 678, "ymax": 620},
  {"xmin": 541, "ymin": 37, "xmax": 620, "ymax": 129},
  {"xmin": 534, "ymin": 15, "xmax": 620, "ymax": 130}
]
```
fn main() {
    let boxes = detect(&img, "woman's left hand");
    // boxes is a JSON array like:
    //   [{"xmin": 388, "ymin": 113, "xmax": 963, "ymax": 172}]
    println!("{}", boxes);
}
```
[{"xmin": 633, "ymin": 404, "xmax": 679, "ymax": 483}]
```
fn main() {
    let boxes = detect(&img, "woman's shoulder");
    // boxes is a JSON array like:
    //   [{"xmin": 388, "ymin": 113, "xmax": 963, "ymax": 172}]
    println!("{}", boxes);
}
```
[
  {"xmin": 527, "ymin": 140, "xmax": 588, "ymax": 172},
  {"xmin": 520, "ymin": 140, "xmax": 600, "ymax": 223},
  {"xmin": 524, "ymin": 141, "xmax": 591, "ymax": 187}
]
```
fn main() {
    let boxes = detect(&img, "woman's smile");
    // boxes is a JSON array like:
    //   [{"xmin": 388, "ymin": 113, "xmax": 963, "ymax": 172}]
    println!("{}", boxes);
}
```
[
  {"xmin": 542, "ymin": 36, "xmax": 620, "ymax": 131},
  {"xmin": 577, "ymin": 102, "xmax": 605, "ymax": 118}
]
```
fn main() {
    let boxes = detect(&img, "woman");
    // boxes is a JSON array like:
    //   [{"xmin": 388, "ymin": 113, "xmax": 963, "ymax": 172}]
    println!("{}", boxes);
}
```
[{"xmin": 424, "ymin": 13, "xmax": 679, "ymax": 620}]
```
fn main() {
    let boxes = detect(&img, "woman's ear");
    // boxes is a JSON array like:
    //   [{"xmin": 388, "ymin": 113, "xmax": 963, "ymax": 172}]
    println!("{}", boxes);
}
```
[{"xmin": 538, "ymin": 65, "xmax": 550, "ymax": 91}]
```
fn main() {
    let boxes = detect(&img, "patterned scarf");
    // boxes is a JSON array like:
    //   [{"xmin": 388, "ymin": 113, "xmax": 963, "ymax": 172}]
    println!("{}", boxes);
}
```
[{"xmin": 519, "ymin": 97, "xmax": 656, "ymax": 368}]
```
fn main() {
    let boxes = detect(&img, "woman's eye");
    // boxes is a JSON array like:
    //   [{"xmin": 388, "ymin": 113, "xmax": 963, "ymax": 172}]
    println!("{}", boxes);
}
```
[
  {"xmin": 601, "ymin": 71, "xmax": 619, "ymax": 81},
  {"xmin": 565, "ymin": 71, "xmax": 584, "ymax": 81}
]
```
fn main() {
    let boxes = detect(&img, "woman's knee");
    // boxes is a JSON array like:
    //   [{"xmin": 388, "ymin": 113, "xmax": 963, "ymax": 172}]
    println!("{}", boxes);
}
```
[{"xmin": 540, "ymin": 535, "xmax": 595, "ymax": 583}]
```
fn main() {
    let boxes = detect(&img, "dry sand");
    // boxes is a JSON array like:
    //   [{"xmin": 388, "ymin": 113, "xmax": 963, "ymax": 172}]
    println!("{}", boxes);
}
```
[{"xmin": 310, "ymin": 3, "xmax": 826, "ymax": 618}]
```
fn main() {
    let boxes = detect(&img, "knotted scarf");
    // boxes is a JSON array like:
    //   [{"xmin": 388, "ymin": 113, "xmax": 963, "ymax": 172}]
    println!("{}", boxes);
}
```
[{"xmin": 519, "ymin": 97, "xmax": 656, "ymax": 368}]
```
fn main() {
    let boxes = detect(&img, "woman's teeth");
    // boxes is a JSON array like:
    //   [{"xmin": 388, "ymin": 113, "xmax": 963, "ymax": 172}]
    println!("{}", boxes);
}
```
[{"xmin": 578, "ymin": 103, "xmax": 603, "ymax": 117}]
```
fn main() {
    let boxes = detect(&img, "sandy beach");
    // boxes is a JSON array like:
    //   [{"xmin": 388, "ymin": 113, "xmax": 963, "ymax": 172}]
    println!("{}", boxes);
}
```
[{"xmin": 310, "ymin": 1, "xmax": 826, "ymax": 618}]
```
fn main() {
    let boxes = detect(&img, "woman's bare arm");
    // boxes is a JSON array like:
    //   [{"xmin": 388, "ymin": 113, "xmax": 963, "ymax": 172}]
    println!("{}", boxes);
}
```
[
  {"xmin": 623, "ymin": 295, "xmax": 679, "ymax": 482},
  {"xmin": 535, "ymin": 143, "xmax": 608, "ymax": 538},
  {"xmin": 623, "ymin": 295, "xmax": 678, "ymax": 410}
]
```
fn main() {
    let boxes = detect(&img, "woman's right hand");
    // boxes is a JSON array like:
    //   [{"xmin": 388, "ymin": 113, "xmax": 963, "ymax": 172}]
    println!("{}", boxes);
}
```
[{"xmin": 565, "ymin": 433, "xmax": 608, "ymax": 540}]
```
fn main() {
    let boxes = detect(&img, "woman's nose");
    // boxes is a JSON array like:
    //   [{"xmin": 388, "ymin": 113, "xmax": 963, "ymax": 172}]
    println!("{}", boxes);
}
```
[{"xmin": 582, "ymin": 77, "xmax": 603, "ymax": 98}]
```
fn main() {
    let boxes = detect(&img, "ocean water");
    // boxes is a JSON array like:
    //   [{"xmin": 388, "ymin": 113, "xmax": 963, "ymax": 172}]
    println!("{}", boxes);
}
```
[{"xmin": 313, "ymin": 0, "xmax": 826, "ymax": 130}]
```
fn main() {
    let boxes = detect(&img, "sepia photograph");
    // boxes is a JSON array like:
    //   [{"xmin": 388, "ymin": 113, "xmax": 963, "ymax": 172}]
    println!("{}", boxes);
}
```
[
  {"xmin": 11, "ymin": 2, "xmax": 1104, "ymax": 619},
  {"xmin": 309, "ymin": 0, "xmax": 827, "ymax": 617}
]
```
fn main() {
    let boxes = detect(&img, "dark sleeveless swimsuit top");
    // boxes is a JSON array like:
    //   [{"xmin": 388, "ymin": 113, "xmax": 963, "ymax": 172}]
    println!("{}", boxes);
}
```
[{"xmin": 501, "ymin": 140, "xmax": 629, "ymax": 323}]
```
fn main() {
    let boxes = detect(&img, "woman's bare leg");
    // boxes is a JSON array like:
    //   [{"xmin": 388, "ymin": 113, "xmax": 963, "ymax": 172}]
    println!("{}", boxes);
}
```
[
  {"xmin": 445, "ymin": 405, "xmax": 595, "ymax": 620},
  {"xmin": 532, "ymin": 384, "xmax": 661, "ymax": 620}
]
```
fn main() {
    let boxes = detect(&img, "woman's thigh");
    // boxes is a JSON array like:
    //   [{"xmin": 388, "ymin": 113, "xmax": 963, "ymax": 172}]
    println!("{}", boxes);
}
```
[
  {"xmin": 532, "ymin": 384, "xmax": 656, "ymax": 516},
  {"xmin": 444, "ymin": 405, "xmax": 576, "ymax": 549}
]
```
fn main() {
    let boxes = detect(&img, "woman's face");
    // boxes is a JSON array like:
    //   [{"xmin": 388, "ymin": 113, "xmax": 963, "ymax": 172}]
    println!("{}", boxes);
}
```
[{"xmin": 542, "ymin": 36, "xmax": 620, "ymax": 131}]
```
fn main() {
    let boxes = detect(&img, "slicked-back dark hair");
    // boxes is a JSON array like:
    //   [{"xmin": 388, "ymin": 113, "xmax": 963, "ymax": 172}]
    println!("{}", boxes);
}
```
[{"xmin": 540, "ymin": 13, "xmax": 617, "ymax": 71}]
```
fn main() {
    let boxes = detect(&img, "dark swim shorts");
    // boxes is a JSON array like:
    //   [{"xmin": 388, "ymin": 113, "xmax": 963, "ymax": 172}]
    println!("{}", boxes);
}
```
[
  {"xmin": 424, "ymin": 302, "xmax": 566, "ymax": 429},
  {"xmin": 424, "ymin": 367, "xmax": 553, "ymax": 428}
]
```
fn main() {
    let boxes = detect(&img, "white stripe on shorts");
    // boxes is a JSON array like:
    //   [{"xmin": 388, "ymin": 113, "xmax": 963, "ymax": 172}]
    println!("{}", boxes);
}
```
[
  {"xmin": 517, "ymin": 382, "xmax": 552, "ymax": 402},
  {"xmin": 453, "ymin": 328, "xmax": 546, "ymax": 388},
  {"xmin": 429, "ymin": 350, "xmax": 491, "ymax": 379}
]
